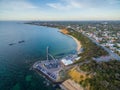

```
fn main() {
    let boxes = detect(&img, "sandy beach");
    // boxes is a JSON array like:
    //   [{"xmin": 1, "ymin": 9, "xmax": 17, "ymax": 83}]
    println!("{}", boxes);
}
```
[
  {"xmin": 68, "ymin": 35, "xmax": 81, "ymax": 52},
  {"xmin": 60, "ymin": 29, "xmax": 81, "ymax": 52}
]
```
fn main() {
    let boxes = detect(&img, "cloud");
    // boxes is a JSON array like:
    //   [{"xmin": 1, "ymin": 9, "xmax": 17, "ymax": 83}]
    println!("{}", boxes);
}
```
[
  {"xmin": 47, "ymin": 0, "xmax": 83, "ymax": 10},
  {"xmin": 0, "ymin": 0, "xmax": 37, "ymax": 10},
  {"xmin": 47, "ymin": 0, "xmax": 120, "ymax": 10}
]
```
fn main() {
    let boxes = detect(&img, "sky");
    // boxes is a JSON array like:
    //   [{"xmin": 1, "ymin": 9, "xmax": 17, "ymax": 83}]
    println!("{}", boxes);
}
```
[{"xmin": 0, "ymin": 0, "xmax": 120, "ymax": 21}]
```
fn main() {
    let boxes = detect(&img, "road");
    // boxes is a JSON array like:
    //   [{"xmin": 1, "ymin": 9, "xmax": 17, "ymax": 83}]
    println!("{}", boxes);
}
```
[{"xmin": 71, "ymin": 28, "xmax": 120, "ymax": 61}]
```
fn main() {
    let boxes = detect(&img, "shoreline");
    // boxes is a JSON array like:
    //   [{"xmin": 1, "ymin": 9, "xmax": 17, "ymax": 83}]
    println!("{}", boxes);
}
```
[
  {"xmin": 27, "ymin": 23, "xmax": 82, "ymax": 53},
  {"xmin": 59, "ymin": 29, "xmax": 81, "ymax": 53},
  {"xmin": 68, "ymin": 35, "xmax": 81, "ymax": 52}
]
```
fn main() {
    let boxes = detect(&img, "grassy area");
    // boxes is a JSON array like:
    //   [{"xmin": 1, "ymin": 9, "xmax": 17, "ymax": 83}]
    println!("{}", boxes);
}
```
[{"xmin": 68, "ymin": 67, "xmax": 90, "ymax": 83}]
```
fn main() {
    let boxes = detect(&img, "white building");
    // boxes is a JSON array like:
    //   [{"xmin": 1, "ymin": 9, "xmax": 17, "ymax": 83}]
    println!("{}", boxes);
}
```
[
  {"xmin": 75, "ymin": 57, "xmax": 81, "ymax": 61},
  {"xmin": 61, "ymin": 59, "xmax": 73, "ymax": 66}
]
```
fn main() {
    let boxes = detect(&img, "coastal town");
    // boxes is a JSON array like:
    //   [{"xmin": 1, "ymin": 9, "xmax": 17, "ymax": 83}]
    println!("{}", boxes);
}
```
[{"xmin": 26, "ymin": 21, "xmax": 120, "ymax": 90}]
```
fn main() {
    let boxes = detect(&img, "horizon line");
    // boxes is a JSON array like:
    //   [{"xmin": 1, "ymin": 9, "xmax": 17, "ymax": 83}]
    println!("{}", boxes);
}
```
[{"xmin": 0, "ymin": 19, "xmax": 120, "ymax": 22}]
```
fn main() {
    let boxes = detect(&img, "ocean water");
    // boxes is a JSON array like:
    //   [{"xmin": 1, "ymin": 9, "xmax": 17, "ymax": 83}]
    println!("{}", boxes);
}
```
[{"xmin": 0, "ymin": 21, "xmax": 77, "ymax": 90}]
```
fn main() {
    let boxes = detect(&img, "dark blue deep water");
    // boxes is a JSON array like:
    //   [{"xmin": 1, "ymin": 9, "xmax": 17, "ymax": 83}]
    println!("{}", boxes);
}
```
[{"xmin": 0, "ymin": 21, "xmax": 76, "ymax": 90}]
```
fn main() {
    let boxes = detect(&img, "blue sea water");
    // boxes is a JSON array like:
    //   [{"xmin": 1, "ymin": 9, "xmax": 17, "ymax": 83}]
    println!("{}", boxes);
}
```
[{"xmin": 0, "ymin": 21, "xmax": 77, "ymax": 90}]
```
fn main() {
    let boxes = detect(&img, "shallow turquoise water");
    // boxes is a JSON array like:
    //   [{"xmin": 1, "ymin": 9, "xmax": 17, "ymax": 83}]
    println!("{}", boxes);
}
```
[{"xmin": 0, "ymin": 21, "xmax": 77, "ymax": 90}]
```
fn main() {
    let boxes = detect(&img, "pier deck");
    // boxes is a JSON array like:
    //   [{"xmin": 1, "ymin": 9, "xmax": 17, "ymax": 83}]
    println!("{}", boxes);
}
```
[{"xmin": 33, "ymin": 60, "xmax": 62, "ymax": 83}]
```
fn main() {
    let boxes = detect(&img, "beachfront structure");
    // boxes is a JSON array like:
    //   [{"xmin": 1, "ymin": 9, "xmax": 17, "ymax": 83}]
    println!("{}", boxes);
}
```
[
  {"xmin": 61, "ymin": 55, "xmax": 81, "ymax": 66},
  {"xmin": 61, "ymin": 58, "xmax": 73, "ymax": 66},
  {"xmin": 33, "ymin": 47, "xmax": 81, "ymax": 82},
  {"xmin": 33, "ymin": 47, "xmax": 62, "ymax": 82}
]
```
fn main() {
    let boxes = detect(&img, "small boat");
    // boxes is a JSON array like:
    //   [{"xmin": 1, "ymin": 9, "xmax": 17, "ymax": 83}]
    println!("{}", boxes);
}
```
[
  {"xmin": 9, "ymin": 43, "xmax": 15, "ymax": 46},
  {"xmin": 18, "ymin": 40, "xmax": 25, "ymax": 43}
]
